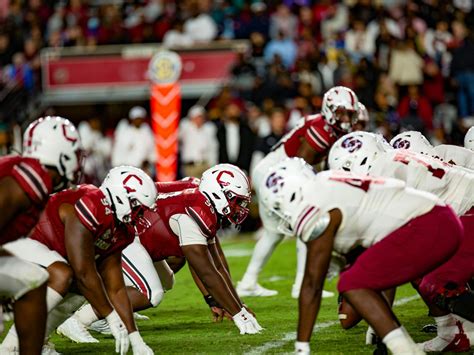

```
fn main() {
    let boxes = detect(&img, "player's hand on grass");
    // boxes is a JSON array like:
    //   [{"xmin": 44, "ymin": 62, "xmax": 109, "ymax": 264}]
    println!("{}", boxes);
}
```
[
  {"xmin": 129, "ymin": 331, "xmax": 154, "ymax": 355},
  {"xmin": 106, "ymin": 310, "xmax": 130, "ymax": 355},
  {"xmin": 232, "ymin": 308, "xmax": 263, "ymax": 334},
  {"xmin": 295, "ymin": 341, "xmax": 310, "ymax": 354},
  {"xmin": 210, "ymin": 306, "xmax": 232, "ymax": 322},
  {"xmin": 243, "ymin": 304, "xmax": 256, "ymax": 317}
]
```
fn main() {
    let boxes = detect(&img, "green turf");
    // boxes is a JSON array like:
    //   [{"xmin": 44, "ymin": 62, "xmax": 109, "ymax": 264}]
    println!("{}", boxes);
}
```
[{"xmin": 4, "ymin": 235, "xmax": 470, "ymax": 354}]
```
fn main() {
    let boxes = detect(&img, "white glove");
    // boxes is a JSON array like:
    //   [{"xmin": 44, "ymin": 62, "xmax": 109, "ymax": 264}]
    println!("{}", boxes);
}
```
[
  {"xmin": 295, "ymin": 341, "xmax": 310, "ymax": 354},
  {"xmin": 129, "ymin": 331, "xmax": 154, "ymax": 355},
  {"xmin": 232, "ymin": 308, "xmax": 263, "ymax": 335},
  {"xmin": 106, "ymin": 310, "xmax": 130, "ymax": 355}
]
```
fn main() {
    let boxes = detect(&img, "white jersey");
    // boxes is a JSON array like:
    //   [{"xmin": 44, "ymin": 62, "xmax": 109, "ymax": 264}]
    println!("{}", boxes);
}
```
[
  {"xmin": 433, "ymin": 144, "xmax": 474, "ymax": 170},
  {"xmin": 292, "ymin": 171, "xmax": 439, "ymax": 254},
  {"xmin": 369, "ymin": 150, "xmax": 474, "ymax": 215}
]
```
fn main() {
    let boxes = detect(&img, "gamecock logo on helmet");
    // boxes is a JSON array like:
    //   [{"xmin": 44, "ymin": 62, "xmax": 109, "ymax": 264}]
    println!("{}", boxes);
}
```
[
  {"xmin": 392, "ymin": 138, "xmax": 411, "ymax": 149},
  {"xmin": 216, "ymin": 170, "xmax": 234, "ymax": 187},
  {"xmin": 341, "ymin": 137, "xmax": 363, "ymax": 153}
]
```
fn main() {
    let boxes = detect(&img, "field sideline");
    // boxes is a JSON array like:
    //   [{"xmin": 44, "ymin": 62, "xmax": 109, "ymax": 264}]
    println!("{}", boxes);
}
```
[{"xmin": 3, "ymin": 235, "xmax": 468, "ymax": 354}]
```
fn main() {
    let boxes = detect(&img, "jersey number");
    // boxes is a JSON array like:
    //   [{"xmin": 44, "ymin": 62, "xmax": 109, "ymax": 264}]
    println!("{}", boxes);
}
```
[
  {"xmin": 393, "ymin": 152, "xmax": 446, "ymax": 179},
  {"xmin": 329, "ymin": 172, "xmax": 384, "ymax": 192}
]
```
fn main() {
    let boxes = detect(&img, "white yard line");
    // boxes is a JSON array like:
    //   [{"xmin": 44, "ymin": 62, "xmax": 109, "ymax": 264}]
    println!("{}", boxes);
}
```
[{"xmin": 246, "ymin": 294, "xmax": 420, "ymax": 354}]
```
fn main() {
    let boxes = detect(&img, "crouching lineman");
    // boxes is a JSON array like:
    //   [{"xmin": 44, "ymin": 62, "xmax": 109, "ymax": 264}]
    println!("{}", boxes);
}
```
[
  {"xmin": 238, "ymin": 86, "xmax": 360, "ymax": 298},
  {"xmin": 58, "ymin": 164, "xmax": 262, "ymax": 342},
  {"xmin": 260, "ymin": 158, "xmax": 472, "ymax": 355},
  {"xmin": 329, "ymin": 131, "xmax": 474, "ymax": 352},
  {"xmin": 0, "ymin": 116, "xmax": 82, "ymax": 354},
  {"xmin": 1, "ymin": 166, "xmax": 158, "ymax": 355}
]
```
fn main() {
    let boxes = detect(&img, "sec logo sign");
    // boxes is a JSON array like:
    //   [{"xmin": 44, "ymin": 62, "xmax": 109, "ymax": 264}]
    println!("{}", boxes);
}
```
[{"xmin": 148, "ymin": 50, "xmax": 182, "ymax": 84}]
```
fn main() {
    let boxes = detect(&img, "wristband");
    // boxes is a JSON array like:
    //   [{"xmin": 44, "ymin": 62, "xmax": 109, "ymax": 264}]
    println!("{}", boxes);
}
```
[{"xmin": 204, "ymin": 295, "xmax": 221, "ymax": 308}]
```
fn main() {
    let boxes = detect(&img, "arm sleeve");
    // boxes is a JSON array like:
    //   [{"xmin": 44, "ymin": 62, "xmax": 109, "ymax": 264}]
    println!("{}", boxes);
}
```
[
  {"xmin": 169, "ymin": 214, "xmax": 209, "ymax": 246},
  {"xmin": 74, "ymin": 195, "xmax": 102, "ymax": 234},
  {"xmin": 11, "ymin": 161, "xmax": 50, "ymax": 205}
]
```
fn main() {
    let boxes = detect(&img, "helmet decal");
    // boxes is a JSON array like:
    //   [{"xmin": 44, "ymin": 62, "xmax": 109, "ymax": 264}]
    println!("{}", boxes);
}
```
[
  {"xmin": 216, "ymin": 170, "xmax": 234, "ymax": 187},
  {"xmin": 341, "ymin": 136, "xmax": 363, "ymax": 153},
  {"xmin": 123, "ymin": 174, "xmax": 143, "ymax": 193},
  {"xmin": 392, "ymin": 138, "xmax": 411, "ymax": 149},
  {"xmin": 62, "ymin": 123, "xmax": 78, "ymax": 143}
]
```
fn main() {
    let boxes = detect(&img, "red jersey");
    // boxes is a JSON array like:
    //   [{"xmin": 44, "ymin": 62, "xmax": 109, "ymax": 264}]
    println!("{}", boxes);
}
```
[
  {"xmin": 0, "ymin": 155, "xmax": 53, "ymax": 244},
  {"xmin": 155, "ymin": 179, "xmax": 199, "ymax": 194},
  {"xmin": 139, "ymin": 187, "xmax": 218, "ymax": 261},
  {"xmin": 30, "ymin": 184, "xmax": 133, "ymax": 261},
  {"xmin": 273, "ymin": 114, "xmax": 339, "ymax": 157}
]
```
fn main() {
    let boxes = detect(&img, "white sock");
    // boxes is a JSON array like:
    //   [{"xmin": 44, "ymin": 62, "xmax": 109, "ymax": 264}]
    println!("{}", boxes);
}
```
[
  {"xmin": 75, "ymin": 304, "xmax": 99, "ymax": 326},
  {"xmin": 240, "ymin": 230, "xmax": 283, "ymax": 285},
  {"xmin": 1, "ymin": 324, "xmax": 18, "ymax": 348},
  {"xmin": 434, "ymin": 314, "xmax": 458, "ymax": 339},
  {"xmin": 46, "ymin": 287, "xmax": 63, "ymax": 312},
  {"xmin": 383, "ymin": 327, "xmax": 417, "ymax": 354},
  {"xmin": 294, "ymin": 238, "xmax": 307, "ymax": 290},
  {"xmin": 45, "ymin": 294, "xmax": 86, "ymax": 337}
]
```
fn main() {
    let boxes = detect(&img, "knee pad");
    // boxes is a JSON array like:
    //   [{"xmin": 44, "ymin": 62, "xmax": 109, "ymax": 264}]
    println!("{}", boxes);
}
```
[{"xmin": 150, "ymin": 289, "xmax": 165, "ymax": 307}]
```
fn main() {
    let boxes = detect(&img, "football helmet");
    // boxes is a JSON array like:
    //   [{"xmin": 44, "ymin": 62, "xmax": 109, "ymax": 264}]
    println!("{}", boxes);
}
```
[
  {"xmin": 259, "ymin": 158, "xmax": 316, "ymax": 235},
  {"xmin": 464, "ymin": 127, "xmax": 474, "ymax": 151},
  {"xmin": 199, "ymin": 164, "xmax": 251, "ymax": 224},
  {"xmin": 321, "ymin": 86, "xmax": 359, "ymax": 133},
  {"xmin": 100, "ymin": 166, "xmax": 157, "ymax": 226},
  {"xmin": 357, "ymin": 103, "xmax": 369, "ymax": 123},
  {"xmin": 390, "ymin": 131, "xmax": 434, "ymax": 155},
  {"xmin": 23, "ymin": 116, "xmax": 83, "ymax": 186},
  {"xmin": 329, "ymin": 132, "xmax": 386, "ymax": 174}
]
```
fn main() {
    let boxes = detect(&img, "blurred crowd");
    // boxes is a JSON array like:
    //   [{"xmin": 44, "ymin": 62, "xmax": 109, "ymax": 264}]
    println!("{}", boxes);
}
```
[{"xmin": 1, "ymin": 0, "xmax": 474, "ymax": 177}]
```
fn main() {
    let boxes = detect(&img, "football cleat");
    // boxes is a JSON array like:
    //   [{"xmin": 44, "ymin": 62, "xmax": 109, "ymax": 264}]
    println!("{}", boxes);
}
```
[
  {"xmin": 292, "ymin": 285, "xmax": 334, "ymax": 299},
  {"xmin": 57, "ymin": 317, "xmax": 99, "ymax": 343},
  {"xmin": 42, "ymin": 341, "xmax": 61, "ymax": 355},
  {"xmin": 89, "ymin": 319, "xmax": 112, "ymax": 335},
  {"xmin": 134, "ymin": 312, "xmax": 150, "ymax": 321},
  {"xmin": 418, "ymin": 321, "xmax": 470, "ymax": 352},
  {"xmin": 236, "ymin": 282, "xmax": 278, "ymax": 297}
]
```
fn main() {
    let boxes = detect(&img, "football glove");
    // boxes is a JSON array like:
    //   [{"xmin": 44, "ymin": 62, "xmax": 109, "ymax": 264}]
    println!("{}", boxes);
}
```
[
  {"xmin": 106, "ymin": 310, "xmax": 129, "ymax": 355},
  {"xmin": 129, "ymin": 331, "xmax": 154, "ymax": 355},
  {"xmin": 232, "ymin": 308, "xmax": 263, "ymax": 335}
]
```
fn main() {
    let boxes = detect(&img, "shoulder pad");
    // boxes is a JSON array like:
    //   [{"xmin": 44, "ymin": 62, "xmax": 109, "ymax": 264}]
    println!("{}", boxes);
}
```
[
  {"xmin": 11, "ymin": 157, "xmax": 53, "ymax": 205},
  {"xmin": 184, "ymin": 191, "xmax": 218, "ymax": 238},
  {"xmin": 75, "ymin": 187, "xmax": 112, "ymax": 233}
]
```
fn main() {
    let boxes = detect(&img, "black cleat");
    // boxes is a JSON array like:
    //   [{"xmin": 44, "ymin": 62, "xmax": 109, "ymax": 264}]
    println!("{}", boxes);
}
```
[{"xmin": 421, "ymin": 324, "xmax": 438, "ymax": 333}]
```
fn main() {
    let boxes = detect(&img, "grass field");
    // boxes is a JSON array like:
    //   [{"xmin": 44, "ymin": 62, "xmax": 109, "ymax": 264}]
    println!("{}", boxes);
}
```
[{"xmin": 5, "ymin": 235, "xmax": 469, "ymax": 354}]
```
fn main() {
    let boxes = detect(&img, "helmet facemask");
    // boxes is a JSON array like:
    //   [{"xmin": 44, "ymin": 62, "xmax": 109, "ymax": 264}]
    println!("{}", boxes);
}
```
[
  {"xmin": 222, "ymin": 190, "xmax": 250, "ymax": 225},
  {"xmin": 128, "ymin": 199, "xmax": 156, "ymax": 235}
]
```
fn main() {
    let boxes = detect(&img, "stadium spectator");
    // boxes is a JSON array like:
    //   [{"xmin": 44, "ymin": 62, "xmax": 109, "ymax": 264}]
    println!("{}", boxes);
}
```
[
  {"xmin": 3, "ymin": 52, "xmax": 34, "ymax": 92},
  {"xmin": 450, "ymin": 30, "xmax": 474, "ymax": 119},
  {"xmin": 398, "ymin": 85, "xmax": 433, "ymax": 132},
  {"xmin": 389, "ymin": 39, "xmax": 424, "ymax": 86},
  {"xmin": 111, "ymin": 106, "xmax": 156, "ymax": 175},
  {"xmin": 163, "ymin": 19, "xmax": 193, "ymax": 47},
  {"xmin": 216, "ymin": 102, "xmax": 255, "ymax": 173},
  {"xmin": 78, "ymin": 117, "xmax": 112, "ymax": 185},
  {"xmin": 269, "ymin": 4, "xmax": 298, "ymax": 40},
  {"xmin": 264, "ymin": 30, "xmax": 298, "ymax": 69},
  {"xmin": 179, "ymin": 105, "xmax": 218, "ymax": 178},
  {"xmin": 183, "ymin": 3, "xmax": 217, "ymax": 43}
]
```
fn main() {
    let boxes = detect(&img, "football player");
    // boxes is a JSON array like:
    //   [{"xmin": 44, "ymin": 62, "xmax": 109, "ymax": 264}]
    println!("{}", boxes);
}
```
[
  {"xmin": 57, "ymin": 165, "xmax": 262, "ymax": 342},
  {"xmin": 391, "ymin": 130, "xmax": 474, "ymax": 170},
  {"xmin": 237, "ymin": 86, "xmax": 360, "ymax": 298},
  {"xmin": 260, "ymin": 158, "xmax": 469, "ymax": 355},
  {"xmin": 330, "ymin": 131, "xmax": 474, "ymax": 352},
  {"xmin": 1, "ymin": 166, "xmax": 157, "ymax": 355},
  {"xmin": 0, "ymin": 116, "xmax": 82, "ymax": 355}
]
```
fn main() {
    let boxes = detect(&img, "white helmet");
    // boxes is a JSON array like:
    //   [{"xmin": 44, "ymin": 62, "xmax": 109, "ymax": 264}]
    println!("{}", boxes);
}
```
[
  {"xmin": 464, "ymin": 126, "xmax": 474, "ymax": 151},
  {"xmin": 329, "ymin": 132, "xmax": 386, "ymax": 174},
  {"xmin": 259, "ymin": 158, "xmax": 316, "ymax": 234},
  {"xmin": 321, "ymin": 86, "xmax": 359, "ymax": 133},
  {"xmin": 199, "ymin": 164, "xmax": 251, "ymax": 224},
  {"xmin": 390, "ymin": 131, "xmax": 434, "ymax": 155},
  {"xmin": 100, "ymin": 166, "xmax": 157, "ymax": 225},
  {"xmin": 23, "ymin": 116, "xmax": 83, "ymax": 186}
]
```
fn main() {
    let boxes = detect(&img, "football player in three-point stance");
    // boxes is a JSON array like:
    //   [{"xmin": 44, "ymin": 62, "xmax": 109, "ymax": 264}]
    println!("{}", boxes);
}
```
[
  {"xmin": 0, "ymin": 116, "xmax": 82, "ymax": 355},
  {"xmin": 259, "ymin": 158, "xmax": 472, "ymax": 355},
  {"xmin": 1, "ymin": 166, "xmax": 158, "ymax": 355},
  {"xmin": 329, "ymin": 131, "xmax": 474, "ymax": 352},
  {"xmin": 57, "ymin": 164, "xmax": 262, "ymax": 343},
  {"xmin": 237, "ymin": 86, "xmax": 360, "ymax": 298}
]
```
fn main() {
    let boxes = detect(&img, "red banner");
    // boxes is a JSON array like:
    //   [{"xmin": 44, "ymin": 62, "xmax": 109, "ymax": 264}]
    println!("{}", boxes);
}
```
[{"xmin": 44, "ymin": 51, "xmax": 237, "ymax": 89}]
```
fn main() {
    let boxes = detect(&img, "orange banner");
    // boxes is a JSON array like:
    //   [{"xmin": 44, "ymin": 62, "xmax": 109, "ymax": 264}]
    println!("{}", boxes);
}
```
[{"xmin": 150, "ymin": 83, "xmax": 181, "ymax": 181}]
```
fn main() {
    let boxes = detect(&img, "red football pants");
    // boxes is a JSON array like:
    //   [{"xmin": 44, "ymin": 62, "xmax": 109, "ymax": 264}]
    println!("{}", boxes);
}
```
[{"xmin": 338, "ymin": 206, "xmax": 463, "ymax": 293}]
